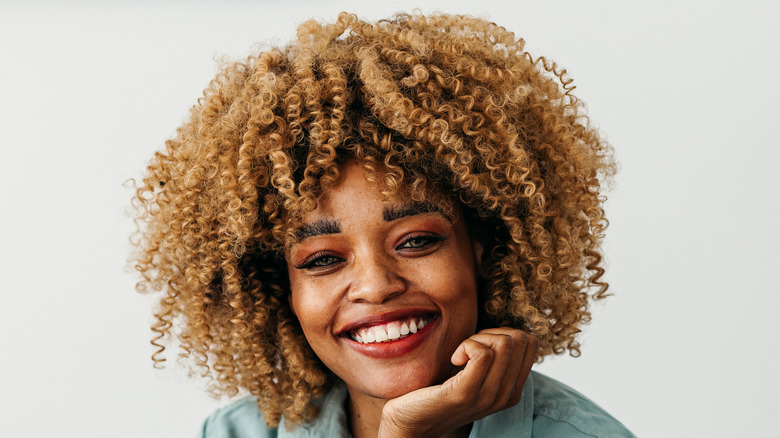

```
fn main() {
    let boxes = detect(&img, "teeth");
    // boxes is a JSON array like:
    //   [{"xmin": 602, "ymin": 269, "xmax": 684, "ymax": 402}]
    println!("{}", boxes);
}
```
[
  {"xmin": 349, "ymin": 316, "xmax": 431, "ymax": 344},
  {"xmin": 387, "ymin": 326, "xmax": 401, "ymax": 340}
]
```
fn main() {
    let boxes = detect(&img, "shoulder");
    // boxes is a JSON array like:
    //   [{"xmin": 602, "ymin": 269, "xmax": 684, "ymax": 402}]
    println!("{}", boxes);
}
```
[
  {"xmin": 197, "ymin": 383, "xmax": 350, "ymax": 438},
  {"xmin": 530, "ymin": 371, "xmax": 635, "ymax": 438},
  {"xmin": 199, "ymin": 396, "xmax": 276, "ymax": 438}
]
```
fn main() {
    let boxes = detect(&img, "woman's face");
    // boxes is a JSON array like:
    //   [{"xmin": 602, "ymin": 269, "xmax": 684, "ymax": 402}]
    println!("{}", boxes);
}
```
[{"xmin": 287, "ymin": 161, "xmax": 482, "ymax": 400}]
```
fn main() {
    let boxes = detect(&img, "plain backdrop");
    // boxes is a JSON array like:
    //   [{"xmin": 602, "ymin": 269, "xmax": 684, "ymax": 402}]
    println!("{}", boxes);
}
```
[{"xmin": 1, "ymin": 1, "xmax": 778, "ymax": 437}]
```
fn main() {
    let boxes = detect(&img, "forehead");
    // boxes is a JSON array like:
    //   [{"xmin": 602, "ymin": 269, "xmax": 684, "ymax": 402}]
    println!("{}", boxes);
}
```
[{"xmin": 312, "ymin": 162, "xmax": 454, "ymax": 216}]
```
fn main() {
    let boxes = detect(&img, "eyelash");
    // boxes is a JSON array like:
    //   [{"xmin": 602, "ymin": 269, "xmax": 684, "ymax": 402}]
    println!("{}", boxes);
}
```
[
  {"xmin": 294, "ymin": 234, "xmax": 446, "ymax": 270},
  {"xmin": 294, "ymin": 251, "xmax": 343, "ymax": 270},
  {"xmin": 396, "ymin": 234, "xmax": 446, "ymax": 250}
]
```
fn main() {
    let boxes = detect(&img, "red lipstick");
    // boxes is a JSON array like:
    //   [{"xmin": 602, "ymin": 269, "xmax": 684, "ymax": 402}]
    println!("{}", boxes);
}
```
[
  {"xmin": 336, "ymin": 308, "xmax": 435, "ymax": 335},
  {"xmin": 342, "ymin": 317, "xmax": 438, "ymax": 359}
]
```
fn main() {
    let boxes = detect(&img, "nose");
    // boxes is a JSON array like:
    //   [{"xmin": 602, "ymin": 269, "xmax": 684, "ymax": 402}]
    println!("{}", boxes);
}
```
[{"xmin": 347, "ymin": 251, "xmax": 406, "ymax": 304}]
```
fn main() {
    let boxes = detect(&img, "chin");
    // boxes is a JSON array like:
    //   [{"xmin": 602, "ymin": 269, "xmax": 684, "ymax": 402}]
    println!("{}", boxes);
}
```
[{"xmin": 349, "ymin": 365, "xmax": 450, "ymax": 400}]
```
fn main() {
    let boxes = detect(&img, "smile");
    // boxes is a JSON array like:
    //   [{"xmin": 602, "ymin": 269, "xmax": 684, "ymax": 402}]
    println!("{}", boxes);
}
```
[
  {"xmin": 349, "ymin": 315, "xmax": 434, "ymax": 344},
  {"xmin": 339, "ymin": 310, "xmax": 440, "ymax": 359}
]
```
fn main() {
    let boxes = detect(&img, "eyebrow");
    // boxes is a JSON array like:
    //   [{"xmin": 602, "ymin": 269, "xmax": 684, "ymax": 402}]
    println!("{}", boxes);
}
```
[
  {"xmin": 293, "ymin": 202, "xmax": 449, "ymax": 243},
  {"xmin": 295, "ymin": 219, "xmax": 341, "ymax": 241},
  {"xmin": 382, "ymin": 202, "xmax": 448, "ymax": 222}
]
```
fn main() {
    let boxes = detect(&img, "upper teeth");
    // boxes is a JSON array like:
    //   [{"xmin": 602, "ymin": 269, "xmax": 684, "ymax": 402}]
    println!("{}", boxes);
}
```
[{"xmin": 350, "ymin": 316, "xmax": 431, "ymax": 344}]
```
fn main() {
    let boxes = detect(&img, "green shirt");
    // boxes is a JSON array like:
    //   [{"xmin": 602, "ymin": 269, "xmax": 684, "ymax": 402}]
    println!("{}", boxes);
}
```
[{"xmin": 200, "ymin": 371, "xmax": 635, "ymax": 437}]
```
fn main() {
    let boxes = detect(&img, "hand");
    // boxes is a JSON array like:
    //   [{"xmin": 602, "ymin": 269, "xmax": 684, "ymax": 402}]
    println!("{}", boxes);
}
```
[{"xmin": 378, "ymin": 328, "xmax": 539, "ymax": 438}]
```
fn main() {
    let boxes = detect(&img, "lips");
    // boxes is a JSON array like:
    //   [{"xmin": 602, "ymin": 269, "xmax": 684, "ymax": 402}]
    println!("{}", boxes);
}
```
[
  {"xmin": 349, "ymin": 314, "xmax": 434, "ymax": 344},
  {"xmin": 336, "ymin": 309, "xmax": 438, "ymax": 354}
]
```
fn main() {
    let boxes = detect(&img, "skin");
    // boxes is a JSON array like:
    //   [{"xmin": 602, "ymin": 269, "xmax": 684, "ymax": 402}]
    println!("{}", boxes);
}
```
[{"xmin": 288, "ymin": 161, "xmax": 538, "ymax": 438}]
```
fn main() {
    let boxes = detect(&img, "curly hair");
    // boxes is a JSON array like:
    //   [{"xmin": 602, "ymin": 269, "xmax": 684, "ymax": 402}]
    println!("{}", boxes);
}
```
[{"xmin": 131, "ymin": 12, "xmax": 615, "ymax": 428}]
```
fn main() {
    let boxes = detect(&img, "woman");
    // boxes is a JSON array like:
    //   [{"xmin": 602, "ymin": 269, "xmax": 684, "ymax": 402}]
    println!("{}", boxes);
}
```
[{"xmin": 131, "ymin": 12, "xmax": 633, "ymax": 437}]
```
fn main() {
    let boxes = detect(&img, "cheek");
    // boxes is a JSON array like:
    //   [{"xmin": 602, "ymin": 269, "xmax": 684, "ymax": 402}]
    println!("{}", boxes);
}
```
[
  {"xmin": 437, "ymin": 245, "xmax": 479, "ymax": 295},
  {"xmin": 288, "ymin": 274, "xmax": 336, "ymax": 334},
  {"xmin": 288, "ymin": 272, "xmax": 315, "ymax": 329},
  {"xmin": 411, "ymin": 256, "xmax": 478, "ymax": 314},
  {"xmin": 440, "ymin": 246, "xmax": 480, "ymax": 323}
]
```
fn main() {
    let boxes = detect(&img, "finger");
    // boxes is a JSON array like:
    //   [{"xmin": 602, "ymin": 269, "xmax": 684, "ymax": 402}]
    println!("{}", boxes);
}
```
[
  {"xmin": 445, "ymin": 338, "xmax": 494, "ymax": 396},
  {"xmin": 473, "ymin": 328, "xmax": 537, "ymax": 408},
  {"xmin": 460, "ymin": 331, "xmax": 515, "ymax": 411},
  {"xmin": 510, "ymin": 333, "xmax": 539, "ymax": 405},
  {"xmin": 450, "ymin": 340, "xmax": 470, "ymax": 367}
]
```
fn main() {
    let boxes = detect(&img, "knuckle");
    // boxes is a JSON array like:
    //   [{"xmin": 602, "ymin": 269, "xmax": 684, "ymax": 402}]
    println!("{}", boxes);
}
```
[
  {"xmin": 529, "ymin": 335, "xmax": 540, "ymax": 351},
  {"xmin": 472, "ymin": 342, "xmax": 494, "ymax": 360},
  {"xmin": 511, "ymin": 330, "xmax": 528, "ymax": 341},
  {"xmin": 473, "ymin": 349, "xmax": 494, "ymax": 366},
  {"xmin": 494, "ymin": 333, "xmax": 514, "ymax": 351}
]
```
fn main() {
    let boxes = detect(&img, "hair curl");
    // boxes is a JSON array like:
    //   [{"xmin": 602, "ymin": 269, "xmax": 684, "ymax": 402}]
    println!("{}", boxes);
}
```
[{"xmin": 131, "ymin": 12, "xmax": 616, "ymax": 428}]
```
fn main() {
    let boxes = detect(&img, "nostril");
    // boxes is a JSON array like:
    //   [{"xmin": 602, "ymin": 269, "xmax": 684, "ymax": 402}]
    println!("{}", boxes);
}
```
[{"xmin": 347, "ymin": 263, "xmax": 406, "ymax": 303}]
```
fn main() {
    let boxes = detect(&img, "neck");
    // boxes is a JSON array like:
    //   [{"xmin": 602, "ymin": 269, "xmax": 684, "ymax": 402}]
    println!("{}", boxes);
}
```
[
  {"xmin": 347, "ymin": 388, "xmax": 385, "ymax": 438},
  {"xmin": 346, "ymin": 387, "xmax": 472, "ymax": 438}
]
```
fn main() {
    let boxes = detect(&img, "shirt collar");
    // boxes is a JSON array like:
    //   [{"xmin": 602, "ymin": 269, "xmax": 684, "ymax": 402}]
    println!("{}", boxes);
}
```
[{"xmin": 278, "ymin": 383, "xmax": 350, "ymax": 437}]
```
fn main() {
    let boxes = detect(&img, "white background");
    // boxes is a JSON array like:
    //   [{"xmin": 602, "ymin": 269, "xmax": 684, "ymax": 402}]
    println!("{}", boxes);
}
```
[{"xmin": 1, "ymin": 1, "xmax": 778, "ymax": 437}]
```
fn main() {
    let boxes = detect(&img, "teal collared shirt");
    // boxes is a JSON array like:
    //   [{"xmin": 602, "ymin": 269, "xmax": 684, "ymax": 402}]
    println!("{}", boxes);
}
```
[{"xmin": 200, "ymin": 371, "xmax": 635, "ymax": 437}]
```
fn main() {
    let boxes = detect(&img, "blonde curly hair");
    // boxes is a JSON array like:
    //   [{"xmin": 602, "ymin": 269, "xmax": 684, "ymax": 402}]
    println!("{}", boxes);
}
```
[{"xmin": 131, "ymin": 12, "xmax": 615, "ymax": 427}]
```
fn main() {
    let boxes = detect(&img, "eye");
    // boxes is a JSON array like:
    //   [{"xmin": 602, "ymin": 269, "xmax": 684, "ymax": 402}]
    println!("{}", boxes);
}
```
[
  {"xmin": 396, "ymin": 234, "xmax": 446, "ymax": 251},
  {"xmin": 294, "ymin": 252, "xmax": 344, "ymax": 270}
]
